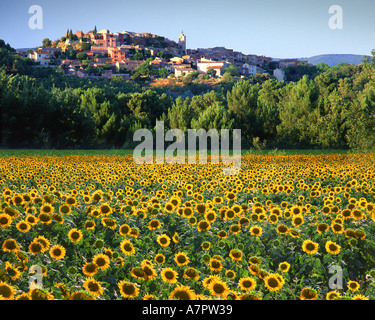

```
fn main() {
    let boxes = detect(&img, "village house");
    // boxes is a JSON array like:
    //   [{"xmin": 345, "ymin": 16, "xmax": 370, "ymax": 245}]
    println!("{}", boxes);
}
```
[
  {"xmin": 29, "ymin": 49, "xmax": 53, "ymax": 66},
  {"xmin": 196, "ymin": 58, "xmax": 229, "ymax": 77},
  {"xmin": 115, "ymin": 59, "xmax": 145, "ymax": 72},
  {"xmin": 240, "ymin": 63, "xmax": 264, "ymax": 76},
  {"xmin": 174, "ymin": 65, "xmax": 195, "ymax": 77},
  {"xmin": 108, "ymin": 47, "xmax": 126, "ymax": 62},
  {"xmin": 279, "ymin": 59, "xmax": 301, "ymax": 68}
]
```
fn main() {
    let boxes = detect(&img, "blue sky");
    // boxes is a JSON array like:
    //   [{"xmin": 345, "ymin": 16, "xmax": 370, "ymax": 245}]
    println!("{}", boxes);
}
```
[{"xmin": 0, "ymin": 0, "xmax": 374, "ymax": 58}]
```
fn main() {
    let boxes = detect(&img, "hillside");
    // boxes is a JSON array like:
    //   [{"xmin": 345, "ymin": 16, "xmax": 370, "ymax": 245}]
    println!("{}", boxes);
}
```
[{"xmin": 304, "ymin": 54, "xmax": 369, "ymax": 67}]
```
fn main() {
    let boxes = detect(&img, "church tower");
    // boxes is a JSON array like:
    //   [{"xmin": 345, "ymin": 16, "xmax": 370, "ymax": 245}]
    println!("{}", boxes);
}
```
[{"xmin": 178, "ymin": 31, "xmax": 186, "ymax": 55}]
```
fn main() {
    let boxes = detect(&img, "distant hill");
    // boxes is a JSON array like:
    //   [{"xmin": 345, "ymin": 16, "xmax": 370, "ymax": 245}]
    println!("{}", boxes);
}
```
[{"xmin": 302, "ymin": 54, "xmax": 370, "ymax": 67}]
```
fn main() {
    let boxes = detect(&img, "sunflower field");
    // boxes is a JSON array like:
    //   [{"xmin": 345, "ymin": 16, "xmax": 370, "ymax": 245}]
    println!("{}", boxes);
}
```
[{"xmin": 1, "ymin": 153, "xmax": 375, "ymax": 300}]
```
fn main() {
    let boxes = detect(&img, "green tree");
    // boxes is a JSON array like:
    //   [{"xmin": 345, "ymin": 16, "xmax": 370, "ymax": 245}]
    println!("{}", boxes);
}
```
[
  {"xmin": 227, "ymin": 79, "xmax": 259, "ymax": 142},
  {"xmin": 276, "ymin": 75, "xmax": 320, "ymax": 147},
  {"xmin": 76, "ymin": 52, "xmax": 88, "ymax": 61},
  {"xmin": 257, "ymin": 79, "xmax": 282, "ymax": 140},
  {"xmin": 42, "ymin": 38, "xmax": 52, "ymax": 48},
  {"xmin": 158, "ymin": 67, "xmax": 167, "ymax": 79},
  {"xmin": 206, "ymin": 68, "xmax": 216, "ymax": 78}
]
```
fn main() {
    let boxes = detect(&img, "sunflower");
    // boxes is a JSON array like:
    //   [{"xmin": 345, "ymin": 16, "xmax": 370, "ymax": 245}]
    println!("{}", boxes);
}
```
[
  {"xmin": 239, "ymin": 292, "xmax": 262, "ymax": 300},
  {"xmin": 120, "ymin": 239, "xmax": 135, "ymax": 256},
  {"xmin": 204, "ymin": 210, "xmax": 216, "ymax": 223},
  {"xmin": 84, "ymin": 220, "xmax": 95, "ymax": 230},
  {"xmin": 341, "ymin": 209, "xmax": 351, "ymax": 220},
  {"xmin": 316, "ymin": 223, "xmax": 329, "ymax": 234},
  {"xmin": 35, "ymin": 235, "xmax": 50, "ymax": 252},
  {"xmin": 172, "ymin": 232, "xmax": 179, "ymax": 243},
  {"xmin": 5, "ymin": 261, "xmax": 21, "ymax": 280},
  {"xmin": 99, "ymin": 203, "xmax": 112, "ymax": 216},
  {"xmin": 209, "ymin": 258, "xmax": 223, "ymax": 272},
  {"xmin": 300, "ymin": 287, "xmax": 318, "ymax": 300},
  {"xmin": 276, "ymin": 224, "xmax": 289, "ymax": 234},
  {"xmin": 347, "ymin": 281, "xmax": 360, "ymax": 291},
  {"xmin": 29, "ymin": 241, "xmax": 43, "ymax": 255},
  {"xmin": 248, "ymin": 256, "xmax": 262, "ymax": 265},
  {"xmin": 142, "ymin": 265, "xmax": 157, "ymax": 281},
  {"xmin": 250, "ymin": 226, "xmax": 262, "ymax": 237},
  {"xmin": 93, "ymin": 253, "xmax": 111, "ymax": 270},
  {"xmin": 101, "ymin": 217, "xmax": 117, "ymax": 230},
  {"xmin": 302, "ymin": 239, "xmax": 319, "ymax": 255},
  {"xmin": 69, "ymin": 291, "xmax": 95, "ymax": 300},
  {"xmin": 208, "ymin": 278, "xmax": 230, "ymax": 298},
  {"xmin": 0, "ymin": 281, "xmax": 16, "ymax": 300},
  {"xmin": 238, "ymin": 277, "xmax": 256, "ymax": 291},
  {"xmin": 183, "ymin": 267, "xmax": 200, "ymax": 281},
  {"xmin": 213, "ymin": 196, "xmax": 223, "ymax": 205},
  {"xmin": 82, "ymin": 262, "xmax": 98, "ymax": 277},
  {"xmin": 143, "ymin": 293, "xmax": 158, "ymax": 300},
  {"xmin": 157, "ymin": 234, "xmax": 171, "ymax": 247},
  {"xmin": 40, "ymin": 203, "xmax": 54, "ymax": 214},
  {"xmin": 161, "ymin": 268, "xmax": 178, "ymax": 284},
  {"xmin": 119, "ymin": 224, "xmax": 131, "ymax": 236},
  {"xmin": 201, "ymin": 241, "xmax": 211, "ymax": 250},
  {"xmin": 164, "ymin": 202, "xmax": 175, "ymax": 213},
  {"xmin": 202, "ymin": 274, "xmax": 222, "ymax": 289},
  {"xmin": 290, "ymin": 206, "xmax": 302, "ymax": 215},
  {"xmin": 148, "ymin": 219, "xmax": 161, "ymax": 230},
  {"xmin": 49, "ymin": 244, "xmax": 66, "ymax": 260},
  {"xmin": 248, "ymin": 264, "xmax": 260, "ymax": 277},
  {"xmin": 225, "ymin": 269, "xmax": 236, "ymax": 279},
  {"xmin": 197, "ymin": 219, "xmax": 211, "ymax": 232},
  {"xmin": 353, "ymin": 294, "xmax": 369, "ymax": 300},
  {"xmin": 25, "ymin": 214, "xmax": 37, "ymax": 225},
  {"xmin": 0, "ymin": 213, "xmax": 12, "ymax": 228},
  {"xmin": 154, "ymin": 253, "xmax": 165, "ymax": 265},
  {"xmin": 268, "ymin": 214, "xmax": 279, "ymax": 224},
  {"xmin": 15, "ymin": 293, "xmax": 31, "ymax": 300},
  {"xmin": 67, "ymin": 228, "xmax": 83, "ymax": 243},
  {"xmin": 65, "ymin": 196, "xmax": 77, "ymax": 206},
  {"xmin": 225, "ymin": 209, "xmax": 236, "ymax": 220},
  {"xmin": 325, "ymin": 241, "xmax": 341, "ymax": 255},
  {"xmin": 292, "ymin": 215, "xmax": 304, "ymax": 227},
  {"xmin": 279, "ymin": 262, "xmax": 291, "ymax": 273},
  {"xmin": 217, "ymin": 230, "xmax": 228, "ymax": 239},
  {"xmin": 169, "ymin": 284, "xmax": 196, "ymax": 300},
  {"xmin": 331, "ymin": 223, "xmax": 344, "ymax": 234},
  {"xmin": 264, "ymin": 273, "xmax": 283, "ymax": 292},
  {"xmin": 174, "ymin": 252, "xmax": 189, "ymax": 267},
  {"xmin": 229, "ymin": 249, "xmax": 243, "ymax": 261},
  {"xmin": 38, "ymin": 213, "xmax": 52, "ymax": 224},
  {"xmin": 59, "ymin": 204, "xmax": 72, "ymax": 214},
  {"xmin": 195, "ymin": 203, "xmax": 206, "ymax": 216},
  {"xmin": 52, "ymin": 213, "xmax": 64, "ymax": 224},
  {"xmin": 224, "ymin": 191, "xmax": 236, "ymax": 202},
  {"xmin": 326, "ymin": 290, "xmax": 340, "ymax": 300},
  {"xmin": 354, "ymin": 229, "xmax": 366, "ymax": 240},
  {"xmin": 83, "ymin": 277, "xmax": 104, "ymax": 296},
  {"xmin": 130, "ymin": 267, "xmax": 146, "ymax": 281}
]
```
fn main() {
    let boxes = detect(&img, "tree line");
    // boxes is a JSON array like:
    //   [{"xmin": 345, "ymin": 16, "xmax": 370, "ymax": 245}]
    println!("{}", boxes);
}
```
[{"xmin": 1, "ymin": 40, "xmax": 374, "ymax": 151}]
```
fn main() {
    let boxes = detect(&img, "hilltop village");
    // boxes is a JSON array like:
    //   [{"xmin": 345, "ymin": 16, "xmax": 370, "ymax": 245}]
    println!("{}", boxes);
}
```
[{"xmin": 19, "ymin": 28, "xmax": 302, "ymax": 81}]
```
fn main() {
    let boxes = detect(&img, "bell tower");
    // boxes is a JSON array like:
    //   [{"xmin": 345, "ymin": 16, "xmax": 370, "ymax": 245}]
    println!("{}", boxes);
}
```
[{"xmin": 178, "ymin": 31, "xmax": 186, "ymax": 55}]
